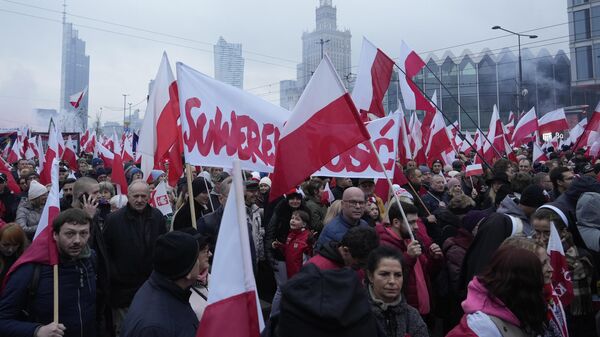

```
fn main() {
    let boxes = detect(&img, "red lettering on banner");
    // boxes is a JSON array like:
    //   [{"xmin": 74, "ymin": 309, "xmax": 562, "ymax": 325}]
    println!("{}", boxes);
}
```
[{"xmin": 183, "ymin": 97, "xmax": 280, "ymax": 165}]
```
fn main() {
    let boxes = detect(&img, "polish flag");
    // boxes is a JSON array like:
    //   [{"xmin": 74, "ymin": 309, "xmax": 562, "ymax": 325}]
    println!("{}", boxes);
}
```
[
  {"xmin": 538, "ymin": 108, "xmax": 569, "ymax": 135},
  {"xmin": 575, "ymin": 102, "xmax": 600, "ymax": 149},
  {"xmin": 25, "ymin": 136, "xmax": 38, "ymax": 159},
  {"xmin": 460, "ymin": 130, "xmax": 474, "ymax": 155},
  {"xmin": 197, "ymin": 163, "xmax": 264, "ymax": 337},
  {"xmin": 512, "ymin": 107, "xmax": 538, "ymax": 146},
  {"xmin": 563, "ymin": 118, "xmax": 587, "ymax": 146},
  {"xmin": 80, "ymin": 129, "xmax": 90, "ymax": 148},
  {"xmin": 391, "ymin": 102, "xmax": 412, "ymax": 165},
  {"xmin": 270, "ymin": 55, "xmax": 370, "ymax": 200},
  {"xmin": 7, "ymin": 138, "xmax": 21, "ymax": 164},
  {"xmin": 121, "ymin": 132, "xmax": 135, "ymax": 163},
  {"xmin": 548, "ymin": 222, "xmax": 574, "ymax": 307},
  {"xmin": 82, "ymin": 130, "xmax": 96, "ymax": 154},
  {"xmin": 420, "ymin": 90, "xmax": 438, "ymax": 149},
  {"xmin": 69, "ymin": 87, "xmax": 87, "ymax": 109},
  {"xmin": 138, "ymin": 53, "xmax": 182, "ymax": 182},
  {"xmin": 425, "ymin": 101, "xmax": 454, "ymax": 166},
  {"xmin": 472, "ymin": 130, "xmax": 484, "ymax": 164},
  {"xmin": 95, "ymin": 142, "xmax": 128, "ymax": 195},
  {"xmin": 352, "ymin": 37, "xmax": 395, "ymax": 121},
  {"xmin": 398, "ymin": 41, "xmax": 435, "ymax": 114},
  {"xmin": 0, "ymin": 157, "xmax": 21, "ymax": 194},
  {"xmin": 321, "ymin": 181, "xmax": 336, "ymax": 204},
  {"xmin": 39, "ymin": 123, "xmax": 60, "ymax": 185},
  {"xmin": 408, "ymin": 111, "xmax": 425, "ymax": 164},
  {"xmin": 149, "ymin": 180, "xmax": 173, "ymax": 215},
  {"xmin": 506, "ymin": 111, "xmax": 515, "ymax": 136},
  {"xmin": 62, "ymin": 135, "xmax": 79, "ymax": 171},
  {"xmin": 1, "ymin": 158, "xmax": 60, "ymax": 291},
  {"xmin": 483, "ymin": 105, "xmax": 511, "ymax": 162},
  {"xmin": 532, "ymin": 137, "xmax": 548, "ymax": 163},
  {"xmin": 465, "ymin": 164, "xmax": 483, "ymax": 177}
]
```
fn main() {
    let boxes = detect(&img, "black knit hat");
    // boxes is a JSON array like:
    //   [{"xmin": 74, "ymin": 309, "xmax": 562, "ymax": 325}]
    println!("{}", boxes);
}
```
[
  {"xmin": 153, "ymin": 232, "xmax": 199, "ymax": 280},
  {"xmin": 519, "ymin": 185, "xmax": 546, "ymax": 208},
  {"xmin": 192, "ymin": 176, "xmax": 211, "ymax": 197}
]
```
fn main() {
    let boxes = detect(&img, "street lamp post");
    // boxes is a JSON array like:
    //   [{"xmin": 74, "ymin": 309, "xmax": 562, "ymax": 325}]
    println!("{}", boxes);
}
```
[{"xmin": 492, "ymin": 26, "xmax": 537, "ymax": 114}]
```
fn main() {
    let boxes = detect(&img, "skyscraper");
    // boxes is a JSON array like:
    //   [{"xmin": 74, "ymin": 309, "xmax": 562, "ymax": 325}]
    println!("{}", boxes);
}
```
[
  {"xmin": 214, "ymin": 36, "xmax": 244, "ymax": 89},
  {"xmin": 59, "ymin": 9, "xmax": 90, "ymax": 132},
  {"xmin": 280, "ymin": 0, "xmax": 352, "ymax": 109}
]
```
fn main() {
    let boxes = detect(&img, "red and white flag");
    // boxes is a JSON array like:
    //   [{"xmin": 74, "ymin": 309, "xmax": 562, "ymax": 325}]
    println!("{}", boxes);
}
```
[
  {"xmin": 538, "ymin": 108, "xmax": 569, "ymax": 135},
  {"xmin": 398, "ymin": 41, "xmax": 434, "ymax": 114},
  {"xmin": 505, "ymin": 111, "xmax": 515, "ymax": 136},
  {"xmin": 392, "ymin": 103, "xmax": 412, "ymax": 165},
  {"xmin": 532, "ymin": 136, "xmax": 549, "ymax": 163},
  {"xmin": 483, "ymin": 105, "xmax": 511, "ymax": 162},
  {"xmin": 63, "ymin": 135, "xmax": 79, "ymax": 171},
  {"xmin": 574, "ymin": 102, "xmax": 600, "ymax": 149},
  {"xmin": 321, "ymin": 181, "xmax": 335, "ymax": 204},
  {"xmin": 270, "ymin": 55, "xmax": 369, "ymax": 200},
  {"xmin": 1, "ymin": 158, "xmax": 59, "ymax": 291},
  {"xmin": 121, "ymin": 132, "xmax": 135, "ymax": 163},
  {"xmin": 465, "ymin": 164, "xmax": 483, "ymax": 177},
  {"xmin": 95, "ymin": 142, "xmax": 128, "ymax": 195},
  {"xmin": 69, "ymin": 87, "xmax": 87, "ymax": 109},
  {"xmin": 408, "ymin": 111, "xmax": 425, "ymax": 164},
  {"xmin": 512, "ymin": 107, "xmax": 538, "ymax": 146},
  {"xmin": 39, "ymin": 123, "xmax": 61, "ymax": 185},
  {"xmin": 459, "ymin": 130, "xmax": 474, "ymax": 154},
  {"xmin": 139, "ymin": 53, "xmax": 182, "ymax": 181},
  {"xmin": 425, "ymin": 93, "xmax": 453, "ymax": 165},
  {"xmin": 82, "ymin": 129, "xmax": 96, "ymax": 154},
  {"xmin": 563, "ymin": 118, "xmax": 587, "ymax": 147},
  {"xmin": 352, "ymin": 37, "xmax": 395, "ymax": 121},
  {"xmin": 149, "ymin": 181, "xmax": 173, "ymax": 215},
  {"xmin": 197, "ymin": 163, "xmax": 264, "ymax": 337},
  {"xmin": 0, "ymin": 157, "xmax": 21, "ymax": 194},
  {"xmin": 547, "ymin": 221, "xmax": 573, "ymax": 307},
  {"xmin": 7, "ymin": 137, "xmax": 21, "ymax": 164}
]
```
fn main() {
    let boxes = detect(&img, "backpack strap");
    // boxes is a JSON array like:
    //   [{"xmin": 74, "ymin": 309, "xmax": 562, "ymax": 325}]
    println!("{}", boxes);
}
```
[{"xmin": 21, "ymin": 264, "xmax": 41, "ymax": 322}]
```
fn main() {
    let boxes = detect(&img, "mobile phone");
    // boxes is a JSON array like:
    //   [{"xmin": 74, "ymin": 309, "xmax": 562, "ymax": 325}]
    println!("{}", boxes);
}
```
[{"xmin": 79, "ymin": 192, "xmax": 90, "ymax": 204}]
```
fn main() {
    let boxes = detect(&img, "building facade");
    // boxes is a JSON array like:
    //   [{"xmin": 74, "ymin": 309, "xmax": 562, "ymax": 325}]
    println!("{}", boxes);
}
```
[
  {"xmin": 280, "ymin": 0, "xmax": 352, "ymax": 110},
  {"xmin": 59, "ymin": 20, "xmax": 90, "ymax": 132},
  {"xmin": 214, "ymin": 36, "xmax": 244, "ymax": 89},
  {"xmin": 409, "ymin": 48, "xmax": 571, "ymax": 131},
  {"xmin": 567, "ymin": 0, "xmax": 600, "ymax": 110}
]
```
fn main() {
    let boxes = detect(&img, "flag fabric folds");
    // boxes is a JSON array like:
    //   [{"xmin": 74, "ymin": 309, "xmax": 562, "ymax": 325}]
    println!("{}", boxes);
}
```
[
  {"xmin": 538, "ymin": 108, "xmax": 569, "ymax": 135},
  {"xmin": 270, "ymin": 54, "xmax": 369, "ymax": 200}
]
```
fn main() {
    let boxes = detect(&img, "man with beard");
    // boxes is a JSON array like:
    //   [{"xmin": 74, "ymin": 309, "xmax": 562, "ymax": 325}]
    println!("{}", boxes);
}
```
[
  {"xmin": 59, "ymin": 178, "xmax": 76, "ymax": 211},
  {"xmin": 0, "ymin": 208, "xmax": 97, "ymax": 337}
]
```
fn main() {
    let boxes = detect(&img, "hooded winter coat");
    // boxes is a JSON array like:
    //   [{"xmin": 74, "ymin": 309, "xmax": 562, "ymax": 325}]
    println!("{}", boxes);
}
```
[
  {"xmin": 15, "ymin": 198, "xmax": 42, "ymax": 239},
  {"xmin": 447, "ymin": 277, "xmax": 528, "ymax": 337}
]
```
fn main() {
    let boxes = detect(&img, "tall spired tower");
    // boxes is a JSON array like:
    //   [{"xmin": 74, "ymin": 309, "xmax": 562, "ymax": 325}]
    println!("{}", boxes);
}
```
[{"xmin": 59, "ymin": 1, "xmax": 90, "ymax": 131}]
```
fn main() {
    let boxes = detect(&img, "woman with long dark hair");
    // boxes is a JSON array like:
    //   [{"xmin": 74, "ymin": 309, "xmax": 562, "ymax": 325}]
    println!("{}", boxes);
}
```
[
  {"xmin": 447, "ymin": 246, "xmax": 547, "ymax": 336},
  {"xmin": 0, "ymin": 223, "xmax": 28, "ymax": 285}
]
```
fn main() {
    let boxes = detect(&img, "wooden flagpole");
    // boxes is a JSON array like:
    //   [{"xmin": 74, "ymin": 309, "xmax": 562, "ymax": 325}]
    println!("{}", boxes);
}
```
[
  {"xmin": 185, "ymin": 164, "xmax": 197, "ymax": 229},
  {"xmin": 53, "ymin": 265, "xmax": 58, "ymax": 323}
]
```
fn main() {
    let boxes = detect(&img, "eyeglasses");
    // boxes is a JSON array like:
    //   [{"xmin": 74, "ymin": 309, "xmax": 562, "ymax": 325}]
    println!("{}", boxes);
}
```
[{"xmin": 343, "ymin": 200, "xmax": 366, "ymax": 207}]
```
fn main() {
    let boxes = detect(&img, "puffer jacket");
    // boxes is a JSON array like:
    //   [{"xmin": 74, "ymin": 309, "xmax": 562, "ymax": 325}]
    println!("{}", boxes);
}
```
[
  {"xmin": 0, "ymin": 251, "xmax": 97, "ymax": 337},
  {"xmin": 15, "ymin": 198, "xmax": 42, "ymax": 239},
  {"xmin": 304, "ymin": 195, "xmax": 326, "ymax": 233}
]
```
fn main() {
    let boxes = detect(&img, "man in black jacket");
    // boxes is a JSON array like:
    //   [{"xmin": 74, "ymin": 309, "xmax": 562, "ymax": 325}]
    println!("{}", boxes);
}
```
[
  {"xmin": 103, "ymin": 180, "xmax": 167, "ymax": 335},
  {"xmin": 120, "ymin": 231, "xmax": 200, "ymax": 337}
]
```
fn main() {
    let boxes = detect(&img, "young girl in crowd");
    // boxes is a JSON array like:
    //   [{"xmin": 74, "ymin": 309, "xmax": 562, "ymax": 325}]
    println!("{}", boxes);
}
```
[
  {"xmin": 364, "ymin": 197, "xmax": 382, "ymax": 227},
  {"xmin": 0, "ymin": 223, "xmax": 28, "ymax": 285},
  {"xmin": 274, "ymin": 209, "xmax": 313, "ymax": 279}
]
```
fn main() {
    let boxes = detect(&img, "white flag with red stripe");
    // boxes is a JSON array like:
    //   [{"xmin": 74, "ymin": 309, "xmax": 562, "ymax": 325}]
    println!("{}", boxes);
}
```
[
  {"xmin": 197, "ymin": 162, "xmax": 263, "ymax": 337},
  {"xmin": 39, "ymin": 123, "xmax": 60, "ymax": 185},
  {"xmin": 7, "ymin": 137, "xmax": 21, "ymax": 164},
  {"xmin": 149, "ymin": 181, "xmax": 173, "ymax": 215},
  {"xmin": 512, "ymin": 107, "xmax": 538, "ymax": 146},
  {"xmin": 321, "ymin": 181, "xmax": 335, "ymax": 204},
  {"xmin": 398, "ymin": 41, "xmax": 434, "ymax": 113},
  {"xmin": 270, "ymin": 55, "xmax": 369, "ymax": 200},
  {"xmin": 95, "ymin": 142, "xmax": 128, "ymax": 195},
  {"xmin": 69, "ymin": 87, "xmax": 87, "ymax": 109},
  {"xmin": 408, "ymin": 110, "xmax": 425, "ymax": 164},
  {"xmin": 547, "ymin": 221, "xmax": 573, "ymax": 307},
  {"xmin": 392, "ymin": 103, "xmax": 412, "ymax": 165},
  {"xmin": 465, "ymin": 164, "xmax": 483, "ymax": 177},
  {"xmin": 352, "ymin": 37, "xmax": 395, "ymax": 121},
  {"xmin": 139, "ymin": 53, "xmax": 182, "ymax": 181},
  {"xmin": 425, "ymin": 94, "xmax": 453, "ymax": 165},
  {"xmin": 459, "ymin": 130, "xmax": 474, "ymax": 154},
  {"xmin": 62, "ymin": 135, "xmax": 79, "ymax": 171},
  {"xmin": 538, "ymin": 108, "xmax": 569, "ymax": 135},
  {"xmin": 532, "ymin": 136, "xmax": 549, "ymax": 163}
]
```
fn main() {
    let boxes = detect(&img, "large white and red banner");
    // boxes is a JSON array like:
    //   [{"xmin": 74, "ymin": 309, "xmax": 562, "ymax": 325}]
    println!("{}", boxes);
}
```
[
  {"xmin": 314, "ymin": 114, "xmax": 400, "ymax": 178},
  {"xmin": 177, "ymin": 62, "xmax": 290, "ymax": 172}
]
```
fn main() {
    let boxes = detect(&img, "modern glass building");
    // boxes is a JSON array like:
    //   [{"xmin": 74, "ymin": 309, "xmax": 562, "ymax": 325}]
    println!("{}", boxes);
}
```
[
  {"xmin": 406, "ymin": 48, "xmax": 572, "ymax": 131},
  {"xmin": 567, "ymin": 0, "xmax": 600, "ymax": 109},
  {"xmin": 59, "ymin": 20, "xmax": 90, "ymax": 132},
  {"xmin": 214, "ymin": 36, "xmax": 244, "ymax": 89}
]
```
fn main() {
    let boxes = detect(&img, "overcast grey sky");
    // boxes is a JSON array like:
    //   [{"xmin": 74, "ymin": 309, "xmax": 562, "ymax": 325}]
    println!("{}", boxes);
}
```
[{"xmin": 0, "ymin": 0, "xmax": 569, "ymax": 130}]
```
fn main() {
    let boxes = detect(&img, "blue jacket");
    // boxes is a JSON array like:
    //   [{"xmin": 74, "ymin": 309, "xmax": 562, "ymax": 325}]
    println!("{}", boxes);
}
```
[
  {"xmin": 316, "ymin": 214, "xmax": 369, "ymax": 251},
  {"xmin": 0, "ymin": 252, "xmax": 97, "ymax": 337},
  {"xmin": 120, "ymin": 271, "xmax": 198, "ymax": 337}
]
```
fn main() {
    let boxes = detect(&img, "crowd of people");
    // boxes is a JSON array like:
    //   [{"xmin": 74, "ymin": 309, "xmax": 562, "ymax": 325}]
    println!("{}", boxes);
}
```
[{"xmin": 0, "ymin": 146, "xmax": 599, "ymax": 337}]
